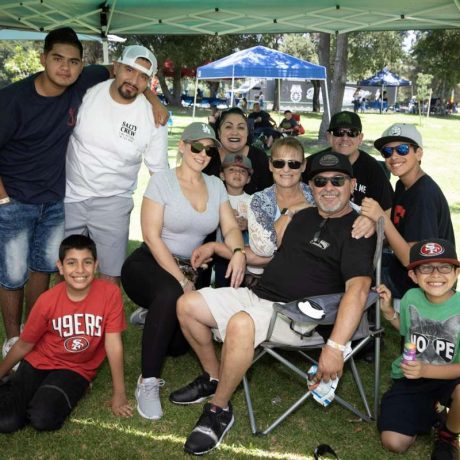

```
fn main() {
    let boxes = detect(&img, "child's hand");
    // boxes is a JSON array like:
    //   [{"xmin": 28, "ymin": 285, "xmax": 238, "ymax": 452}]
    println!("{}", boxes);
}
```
[
  {"xmin": 111, "ymin": 393, "xmax": 133, "ymax": 418},
  {"xmin": 375, "ymin": 283, "xmax": 393, "ymax": 312},
  {"xmin": 360, "ymin": 197, "xmax": 385, "ymax": 222},
  {"xmin": 401, "ymin": 360, "xmax": 424, "ymax": 379},
  {"xmin": 237, "ymin": 216, "xmax": 248, "ymax": 231}
]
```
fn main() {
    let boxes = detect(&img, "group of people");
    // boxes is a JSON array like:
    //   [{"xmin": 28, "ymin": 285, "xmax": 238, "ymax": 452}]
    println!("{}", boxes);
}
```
[{"xmin": 0, "ymin": 27, "xmax": 458, "ymax": 460}]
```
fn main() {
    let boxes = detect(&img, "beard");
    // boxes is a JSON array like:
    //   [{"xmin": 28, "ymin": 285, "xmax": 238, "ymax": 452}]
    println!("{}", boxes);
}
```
[
  {"xmin": 316, "ymin": 191, "xmax": 345, "ymax": 213},
  {"xmin": 117, "ymin": 82, "xmax": 138, "ymax": 100}
]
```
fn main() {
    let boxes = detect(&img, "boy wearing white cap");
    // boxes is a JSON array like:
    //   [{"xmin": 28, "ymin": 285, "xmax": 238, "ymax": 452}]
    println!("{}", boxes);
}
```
[
  {"xmin": 65, "ymin": 45, "xmax": 169, "ymax": 286},
  {"xmin": 361, "ymin": 123, "xmax": 454, "ymax": 299}
]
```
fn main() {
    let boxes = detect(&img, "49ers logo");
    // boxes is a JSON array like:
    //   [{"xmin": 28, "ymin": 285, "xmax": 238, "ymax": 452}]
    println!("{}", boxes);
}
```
[
  {"xmin": 64, "ymin": 336, "xmax": 90, "ymax": 353},
  {"xmin": 420, "ymin": 242, "xmax": 445, "ymax": 257}
]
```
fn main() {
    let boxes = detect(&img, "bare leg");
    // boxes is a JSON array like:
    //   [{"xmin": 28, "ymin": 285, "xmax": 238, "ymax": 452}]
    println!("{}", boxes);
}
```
[
  {"xmin": 446, "ymin": 385, "xmax": 460, "ymax": 433},
  {"xmin": 380, "ymin": 431, "xmax": 416, "ymax": 453},
  {"xmin": 25, "ymin": 271, "xmax": 50, "ymax": 319},
  {"xmin": 177, "ymin": 292, "xmax": 220, "ymax": 379},
  {"xmin": 0, "ymin": 287, "xmax": 23, "ymax": 339},
  {"xmin": 100, "ymin": 273, "xmax": 120, "ymax": 286},
  {"xmin": 211, "ymin": 311, "xmax": 255, "ymax": 409}
]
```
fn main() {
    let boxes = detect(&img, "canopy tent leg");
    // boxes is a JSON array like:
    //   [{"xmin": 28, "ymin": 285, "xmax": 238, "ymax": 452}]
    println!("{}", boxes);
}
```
[
  {"xmin": 323, "ymin": 78, "xmax": 331, "ymax": 122},
  {"xmin": 192, "ymin": 76, "xmax": 199, "ymax": 118}
]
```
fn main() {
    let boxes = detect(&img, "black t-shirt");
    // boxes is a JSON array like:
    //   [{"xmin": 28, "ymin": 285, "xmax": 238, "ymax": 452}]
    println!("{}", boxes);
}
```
[
  {"xmin": 303, "ymin": 149, "xmax": 393, "ymax": 208},
  {"xmin": 0, "ymin": 65, "xmax": 109, "ymax": 203},
  {"xmin": 386, "ymin": 174, "xmax": 455, "ymax": 296},
  {"xmin": 252, "ymin": 207, "xmax": 376, "ymax": 302},
  {"xmin": 248, "ymin": 110, "xmax": 272, "ymax": 129},
  {"xmin": 203, "ymin": 145, "xmax": 273, "ymax": 195}
]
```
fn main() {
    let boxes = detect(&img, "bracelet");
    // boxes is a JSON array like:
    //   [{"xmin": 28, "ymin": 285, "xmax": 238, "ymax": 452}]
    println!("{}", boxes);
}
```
[
  {"xmin": 179, "ymin": 278, "xmax": 189, "ymax": 289},
  {"xmin": 326, "ymin": 339, "xmax": 346, "ymax": 353},
  {"xmin": 233, "ymin": 247, "xmax": 247, "ymax": 257},
  {"xmin": 0, "ymin": 197, "xmax": 10, "ymax": 205},
  {"xmin": 384, "ymin": 310, "xmax": 398, "ymax": 321}
]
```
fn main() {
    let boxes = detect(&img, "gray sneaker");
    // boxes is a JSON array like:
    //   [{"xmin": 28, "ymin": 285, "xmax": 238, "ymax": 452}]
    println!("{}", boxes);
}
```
[
  {"xmin": 135, "ymin": 375, "xmax": 165, "ymax": 420},
  {"xmin": 130, "ymin": 307, "xmax": 148, "ymax": 327},
  {"xmin": 2, "ymin": 336, "xmax": 20, "ymax": 372}
]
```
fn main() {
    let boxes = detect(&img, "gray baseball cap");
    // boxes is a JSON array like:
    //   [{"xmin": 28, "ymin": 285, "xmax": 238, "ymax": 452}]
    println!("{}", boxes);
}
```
[
  {"xmin": 116, "ymin": 45, "xmax": 157, "ymax": 77},
  {"xmin": 181, "ymin": 122, "xmax": 221, "ymax": 147},
  {"xmin": 374, "ymin": 123, "xmax": 423, "ymax": 151}
]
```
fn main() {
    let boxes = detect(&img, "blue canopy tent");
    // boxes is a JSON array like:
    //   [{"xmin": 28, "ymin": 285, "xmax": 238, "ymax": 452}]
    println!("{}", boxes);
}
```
[
  {"xmin": 358, "ymin": 68, "xmax": 412, "ymax": 112},
  {"xmin": 193, "ymin": 45, "xmax": 330, "ymax": 120}
]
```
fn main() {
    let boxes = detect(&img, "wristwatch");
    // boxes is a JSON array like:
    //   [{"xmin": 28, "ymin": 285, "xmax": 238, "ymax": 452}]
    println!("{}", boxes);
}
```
[
  {"xmin": 233, "ymin": 247, "xmax": 247, "ymax": 257},
  {"xmin": 280, "ymin": 208, "xmax": 295, "ymax": 218}
]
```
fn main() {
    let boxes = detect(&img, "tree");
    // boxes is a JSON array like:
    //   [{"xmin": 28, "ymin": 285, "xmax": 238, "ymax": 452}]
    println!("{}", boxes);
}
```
[
  {"xmin": 412, "ymin": 30, "xmax": 460, "ymax": 99},
  {"xmin": 416, "ymin": 73, "xmax": 433, "ymax": 125}
]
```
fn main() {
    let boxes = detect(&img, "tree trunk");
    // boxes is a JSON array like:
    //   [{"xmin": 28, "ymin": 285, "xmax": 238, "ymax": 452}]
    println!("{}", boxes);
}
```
[
  {"xmin": 318, "ymin": 33, "xmax": 331, "ymax": 140},
  {"xmin": 208, "ymin": 81, "xmax": 220, "ymax": 98},
  {"xmin": 157, "ymin": 68, "xmax": 182, "ymax": 106},
  {"xmin": 273, "ymin": 79, "xmax": 280, "ymax": 111},
  {"xmin": 318, "ymin": 33, "xmax": 349, "ymax": 140},
  {"xmin": 311, "ymin": 80, "xmax": 321, "ymax": 112}
]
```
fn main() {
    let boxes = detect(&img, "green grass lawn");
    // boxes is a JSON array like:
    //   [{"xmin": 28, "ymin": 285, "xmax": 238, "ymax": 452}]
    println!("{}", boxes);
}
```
[{"xmin": 2, "ymin": 109, "xmax": 460, "ymax": 459}]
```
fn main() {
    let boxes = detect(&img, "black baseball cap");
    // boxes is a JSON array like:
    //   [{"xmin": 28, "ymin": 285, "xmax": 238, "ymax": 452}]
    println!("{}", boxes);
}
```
[
  {"xmin": 407, "ymin": 239, "xmax": 459, "ymax": 270},
  {"xmin": 328, "ymin": 111, "xmax": 362, "ymax": 132},
  {"xmin": 307, "ymin": 151, "xmax": 353, "ymax": 180}
]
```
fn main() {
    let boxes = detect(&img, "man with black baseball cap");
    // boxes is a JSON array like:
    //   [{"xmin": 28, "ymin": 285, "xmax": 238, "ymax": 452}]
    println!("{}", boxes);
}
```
[
  {"xmin": 303, "ymin": 111, "xmax": 393, "ymax": 212},
  {"xmin": 171, "ymin": 151, "xmax": 376, "ymax": 455},
  {"xmin": 361, "ymin": 123, "xmax": 454, "ymax": 300}
]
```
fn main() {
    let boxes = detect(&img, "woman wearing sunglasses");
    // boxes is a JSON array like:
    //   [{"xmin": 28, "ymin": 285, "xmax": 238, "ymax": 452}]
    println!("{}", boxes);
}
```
[
  {"xmin": 203, "ymin": 107, "xmax": 273, "ymax": 195},
  {"xmin": 120, "ymin": 122, "xmax": 245, "ymax": 421},
  {"xmin": 361, "ymin": 123, "xmax": 454, "ymax": 300}
]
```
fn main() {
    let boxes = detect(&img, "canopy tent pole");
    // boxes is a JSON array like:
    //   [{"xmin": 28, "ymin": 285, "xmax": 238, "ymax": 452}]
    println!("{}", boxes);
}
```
[
  {"xmin": 192, "ymin": 75, "xmax": 199, "ymax": 118},
  {"xmin": 102, "ymin": 39, "xmax": 109, "ymax": 64},
  {"xmin": 277, "ymin": 78, "xmax": 281, "ymax": 123},
  {"xmin": 230, "ymin": 66, "xmax": 235, "ymax": 107}
]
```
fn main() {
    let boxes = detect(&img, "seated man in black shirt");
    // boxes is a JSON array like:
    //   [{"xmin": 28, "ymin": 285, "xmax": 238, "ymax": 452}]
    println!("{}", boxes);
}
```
[
  {"xmin": 171, "ymin": 152, "xmax": 376, "ymax": 456},
  {"xmin": 248, "ymin": 102, "xmax": 281, "ymax": 148}
]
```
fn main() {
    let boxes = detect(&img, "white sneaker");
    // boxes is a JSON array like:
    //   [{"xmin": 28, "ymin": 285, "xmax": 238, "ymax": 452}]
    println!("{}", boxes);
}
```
[
  {"xmin": 130, "ymin": 307, "xmax": 148, "ymax": 327},
  {"xmin": 2, "ymin": 336, "xmax": 20, "ymax": 372},
  {"xmin": 135, "ymin": 375, "xmax": 165, "ymax": 420}
]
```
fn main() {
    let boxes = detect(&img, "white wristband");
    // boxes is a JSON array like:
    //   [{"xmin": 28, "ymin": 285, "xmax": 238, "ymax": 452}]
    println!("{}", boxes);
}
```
[
  {"xmin": 0, "ymin": 197, "xmax": 10, "ymax": 205},
  {"xmin": 326, "ymin": 339, "xmax": 346, "ymax": 353},
  {"xmin": 384, "ymin": 310, "xmax": 398, "ymax": 321}
]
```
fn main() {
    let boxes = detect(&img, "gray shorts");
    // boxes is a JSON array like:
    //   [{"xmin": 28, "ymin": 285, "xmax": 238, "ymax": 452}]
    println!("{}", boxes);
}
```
[
  {"xmin": 64, "ymin": 196, "xmax": 134, "ymax": 277},
  {"xmin": 199, "ymin": 287, "xmax": 316, "ymax": 347}
]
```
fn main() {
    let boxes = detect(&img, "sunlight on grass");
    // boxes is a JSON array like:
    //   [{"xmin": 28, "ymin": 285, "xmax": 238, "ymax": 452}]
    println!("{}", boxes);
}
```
[{"xmin": 71, "ymin": 418, "xmax": 313, "ymax": 459}]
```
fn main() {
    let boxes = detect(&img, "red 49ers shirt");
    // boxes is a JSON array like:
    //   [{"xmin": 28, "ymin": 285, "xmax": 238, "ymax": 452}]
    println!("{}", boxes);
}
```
[{"xmin": 21, "ymin": 279, "xmax": 126, "ymax": 382}]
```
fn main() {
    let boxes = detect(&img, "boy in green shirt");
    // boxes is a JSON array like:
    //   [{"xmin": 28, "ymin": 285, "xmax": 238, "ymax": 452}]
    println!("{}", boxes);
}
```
[{"xmin": 377, "ymin": 238, "xmax": 460, "ymax": 459}]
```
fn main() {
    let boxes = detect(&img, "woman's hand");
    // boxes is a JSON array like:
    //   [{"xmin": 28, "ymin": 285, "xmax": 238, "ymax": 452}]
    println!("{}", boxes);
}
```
[
  {"xmin": 226, "ymin": 251, "xmax": 246, "ymax": 288},
  {"xmin": 190, "ymin": 243, "xmax": 214, "ymax": 269},
  {"xmin": 351, "ymin": 215, "xmax": 375, "ymax": 239}
]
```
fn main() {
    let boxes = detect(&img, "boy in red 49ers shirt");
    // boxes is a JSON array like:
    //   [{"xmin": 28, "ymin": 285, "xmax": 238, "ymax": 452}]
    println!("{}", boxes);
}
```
[{"xmin": 0, "ymin": 234, "xmax": 132, "ymax": 433}]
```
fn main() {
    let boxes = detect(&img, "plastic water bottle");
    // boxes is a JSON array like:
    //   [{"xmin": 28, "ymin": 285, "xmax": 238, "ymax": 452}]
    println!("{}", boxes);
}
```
[
  {"xmin": 402, "ymin": 342, "xmax": 416, "ymax": 364},
  {"xmin": 307, "ymin": 364, "xmax": 339, "ymax": 407}
]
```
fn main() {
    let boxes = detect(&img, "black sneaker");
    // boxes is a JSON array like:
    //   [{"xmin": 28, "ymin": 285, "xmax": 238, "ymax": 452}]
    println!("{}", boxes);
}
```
[
  {"xmin": 184, "ymin": 403, "xmax": 234, "ymax": 455},
  {"xmin": 169, "ymin": 373, "xmax": 218, "ymax": 405},
  {"xmin": 431, "ymin": 424, "xmax": 459, "ymax": 460}
]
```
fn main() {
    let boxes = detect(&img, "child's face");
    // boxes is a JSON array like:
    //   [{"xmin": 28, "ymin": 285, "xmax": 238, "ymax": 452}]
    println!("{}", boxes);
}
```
[
  {"xmin": 383, "ymin": 142, "xmax": 422, "ymax": 178},
  {"xmin": 221, "ymin": 166, "xmax": 250, "ymax": 189},
  {"xmin": 408, "ymin": 263, "xmax": 459, "ymax": 303},
  {"xmin": 57, "ymin": 248, "xmax": 98, "ymax": 297}
]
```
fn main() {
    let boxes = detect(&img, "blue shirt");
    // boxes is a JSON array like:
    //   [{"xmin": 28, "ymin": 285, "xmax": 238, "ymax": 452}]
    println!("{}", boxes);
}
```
[{"xmin": 0, "ymin": 65, "xmax": 109, "ymax": 204}]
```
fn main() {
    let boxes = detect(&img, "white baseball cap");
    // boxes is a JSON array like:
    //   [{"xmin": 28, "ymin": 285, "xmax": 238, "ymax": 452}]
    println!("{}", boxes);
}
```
[
  {"xmin": 116, "ymin": 45, "xmax": 157, "ymax": 77},
  {"xmin": 374, "ymin": 123, "xmax": 423, "ymax": 150}
]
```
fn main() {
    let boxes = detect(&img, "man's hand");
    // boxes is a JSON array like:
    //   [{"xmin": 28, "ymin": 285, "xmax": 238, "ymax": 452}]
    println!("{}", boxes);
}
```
[
  {"xmin": 317, "ymin": 345, "xmax": 344, "ymax": 382},
  {"xmin": 401, "ymin": 360, "xmax": 425, "ymax": 379},
  {"xmin": 153, "ymin": 103, "xmax": 169, "ymax": 127}
]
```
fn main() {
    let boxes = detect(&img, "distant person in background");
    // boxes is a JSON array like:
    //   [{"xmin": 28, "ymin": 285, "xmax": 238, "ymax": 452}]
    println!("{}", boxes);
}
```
[
  {"xmin": 208, "ymin": 105, "xmax": 221, "ymax": 131},
  {"xmin": 258, "ymin": 91, "xmax": 265, "ymax": 108},
  {"xmin": 248, "ymin": 102, "xmax": 281, "ymax": 149},
  {"xmin": 238, "ymin": 97, "xmax": 248, "ymax": 112},
  {"xmin": 353, "ymin": 87, "xmax": 362, "ymax": 113},
  {"xmin": 278, "ymin": 110, "xmax": 299, "ymax": 135}
]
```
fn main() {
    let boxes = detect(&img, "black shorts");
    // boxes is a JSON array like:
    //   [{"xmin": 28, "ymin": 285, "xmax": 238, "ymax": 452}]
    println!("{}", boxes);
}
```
[{"xmin": 378, "ymin": 377, "xmax": 460, "ymax": 436}]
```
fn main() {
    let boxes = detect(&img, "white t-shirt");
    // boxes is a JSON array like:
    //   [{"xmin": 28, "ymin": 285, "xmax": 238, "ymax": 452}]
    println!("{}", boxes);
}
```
[{"xmin": 65, "ymin": 79, "xmax": 168, "ymax": 202}]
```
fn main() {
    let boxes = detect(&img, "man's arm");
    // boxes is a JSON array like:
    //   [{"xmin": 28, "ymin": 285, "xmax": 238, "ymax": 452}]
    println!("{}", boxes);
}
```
[
  {"xmin": 105, "ymin": 332, "xmax": 132, "ymax": 417},
  {"xmin": 318, "ymin": 275, "xmax": 372, "ymax": 382}
]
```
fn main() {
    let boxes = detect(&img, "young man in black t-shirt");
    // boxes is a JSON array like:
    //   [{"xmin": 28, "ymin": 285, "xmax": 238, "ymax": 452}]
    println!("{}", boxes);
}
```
[{"xmin": 171, "ymin": 152, "xmax": 375, "ymax": 456}]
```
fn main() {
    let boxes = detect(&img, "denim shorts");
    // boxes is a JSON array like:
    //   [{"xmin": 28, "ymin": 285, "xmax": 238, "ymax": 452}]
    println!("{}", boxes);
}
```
[{"xmin": 0, "ymin": 199, "xmax": 64, "ymax": 289}]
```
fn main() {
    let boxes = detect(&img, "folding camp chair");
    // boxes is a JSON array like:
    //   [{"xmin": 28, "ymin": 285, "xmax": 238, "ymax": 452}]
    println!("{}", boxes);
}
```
[{"xmin": 243, "ymin": 217, "xmax": 385, "ymax": 435}]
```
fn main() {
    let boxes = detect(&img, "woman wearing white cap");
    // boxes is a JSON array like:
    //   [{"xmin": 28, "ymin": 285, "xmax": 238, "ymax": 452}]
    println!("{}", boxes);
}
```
[{"xmin": 120, "ymin": 122, "xmax": 245, "ymax": 421}]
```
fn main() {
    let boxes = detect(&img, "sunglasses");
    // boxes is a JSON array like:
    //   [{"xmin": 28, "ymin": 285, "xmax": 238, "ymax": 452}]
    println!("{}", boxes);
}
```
[
  {"xmin": 188, "ymin": 141, "xmax": 214, "ymax": 156},
  {"xmin": 271, "ymin": 159, "xmax": 303, "ymax": 170},
  {"xmin": 329, "ymin": 128, "xmax": 360, "ymax": 138},
  {"xmin": 312, "ymin": 175, "xmax": 350, "ymax": 188},
  {"xmin": 415, "ymin": 264, "xmax": 455, "ymax": 275},
  {"xmin": 380, "ymin": 143, "xmax": 413, "ymax": 159}
]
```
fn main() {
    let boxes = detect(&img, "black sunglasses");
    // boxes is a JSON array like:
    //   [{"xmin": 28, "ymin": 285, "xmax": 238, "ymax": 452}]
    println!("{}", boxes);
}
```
[
  {"xmin": 329, "ymin": 128, "xmax": 360, "ymax": 138},
  {"xmin": 271, "ymin": 159, "xmax": 303, "ymax": 170},
  {"xmin": 312, "ymin": 175, "xmax": 349, "ymax": 188},
  {"xmin": 188, "ymin": 142, "xmax": 214, "ymax": 156},
  {"xmin": 415, "ymin": 264, "xmax": 455, "ymax": 275},
  {"xmin": 380, "ymin": 143, "xmax": 413, "ymax": 159}
]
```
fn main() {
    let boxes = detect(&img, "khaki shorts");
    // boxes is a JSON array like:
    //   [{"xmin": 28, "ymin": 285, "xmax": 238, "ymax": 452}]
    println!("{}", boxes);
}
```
[{"xmin": 199, "ymin": 287, "xmax": 317, "ymax": 348}]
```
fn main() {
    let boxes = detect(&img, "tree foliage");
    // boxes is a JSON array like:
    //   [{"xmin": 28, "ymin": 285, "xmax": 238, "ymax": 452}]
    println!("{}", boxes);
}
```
[{"xmin": 412, "ymin": 30, "xmax": 460, "ymax": 99}]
